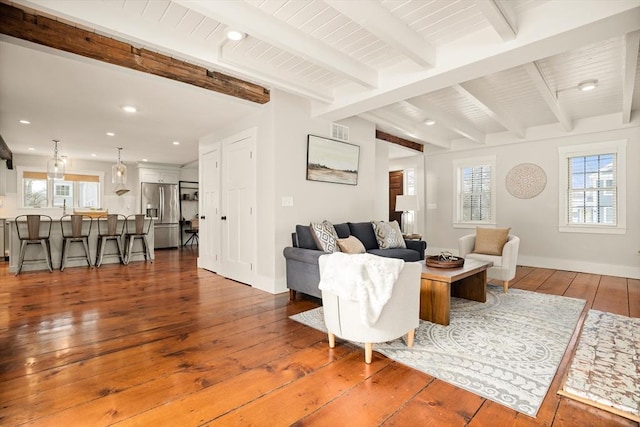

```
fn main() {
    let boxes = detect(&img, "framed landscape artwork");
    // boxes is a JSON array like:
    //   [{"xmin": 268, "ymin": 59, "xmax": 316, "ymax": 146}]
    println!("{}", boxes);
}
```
[{"xmin": 306, "ymin": 135, "xmax": 360, "ymax": 185}]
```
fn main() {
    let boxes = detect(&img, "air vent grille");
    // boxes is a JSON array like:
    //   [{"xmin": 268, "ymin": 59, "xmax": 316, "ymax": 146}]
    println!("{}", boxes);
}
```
[{"xmin": 330, "ymin": 123, "xmax": 349, "ymax": 142}]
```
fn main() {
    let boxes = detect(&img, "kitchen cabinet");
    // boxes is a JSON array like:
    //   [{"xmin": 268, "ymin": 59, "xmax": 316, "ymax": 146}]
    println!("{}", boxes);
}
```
[{"xmin": 139, "ymin": 167, "xmax": 179, "ymax": 184}]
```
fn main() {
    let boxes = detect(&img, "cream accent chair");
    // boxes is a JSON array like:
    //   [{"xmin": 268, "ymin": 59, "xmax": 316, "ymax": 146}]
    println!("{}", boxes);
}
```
[
  {"xmin": 458, "ymin": 234, "xmax": 520, "ymax": 293},
  {"xmin": 319, "ymin": 256, "xmax": 422, "ymax": 364}
]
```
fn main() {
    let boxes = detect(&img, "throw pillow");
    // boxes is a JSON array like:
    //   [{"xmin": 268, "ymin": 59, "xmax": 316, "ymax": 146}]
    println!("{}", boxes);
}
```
[
  {"xmin": 310, "ymin": 220, "xmax": 341, "ymax": 253},
  {"xmin": 473, "ymin": 227, "xmax": 511, "ymax": 255},
  {"xmin": 371, "ymin": 220, "xmax": 406, "ymax": 249},
  {"xmin": 336, "ymin": 235, "xmax": 366, "ymax": 254}
]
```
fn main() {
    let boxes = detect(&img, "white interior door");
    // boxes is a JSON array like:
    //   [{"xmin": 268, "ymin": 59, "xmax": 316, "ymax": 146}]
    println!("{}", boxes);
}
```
[
  {"xmin": 198, "ymin": 144, "xmax": 220, "ymax": 272},
  {"xmin": 220, "ymin": 130, "xmax": 256, "ymax": 283}
]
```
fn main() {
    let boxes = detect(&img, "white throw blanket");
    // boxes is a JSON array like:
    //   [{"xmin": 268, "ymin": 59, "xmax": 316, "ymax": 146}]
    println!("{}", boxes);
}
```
[{"xmin": 318, "ymin": 252, "xmax": 404, "ymax": 327}]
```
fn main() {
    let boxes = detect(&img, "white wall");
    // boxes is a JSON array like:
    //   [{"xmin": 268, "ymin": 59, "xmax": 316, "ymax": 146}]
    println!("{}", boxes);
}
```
[
  {"xmin": 199, "ymin": 89, "xmax": 380, "ymax": 294},
  {"xmin": 425, "ymin": 126, "xmax": 640, "ymax": 279}
]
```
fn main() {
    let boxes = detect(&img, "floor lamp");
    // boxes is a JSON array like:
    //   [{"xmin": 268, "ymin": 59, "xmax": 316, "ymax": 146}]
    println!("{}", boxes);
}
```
[{"xmin": 395, "ymin": 195, "xmax": 417, "ymax": 235}]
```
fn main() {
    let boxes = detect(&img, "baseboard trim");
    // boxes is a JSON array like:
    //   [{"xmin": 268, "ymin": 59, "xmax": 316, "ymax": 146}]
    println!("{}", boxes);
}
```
[{"xmin": 427, "ymin": 247, "xmax": 640, "ymax": 279}]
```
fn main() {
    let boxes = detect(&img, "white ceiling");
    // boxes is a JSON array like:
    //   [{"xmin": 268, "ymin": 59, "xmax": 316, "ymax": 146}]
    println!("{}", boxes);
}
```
[{"xmin": 1, "ymin": 0, "xmax": 639, "ymax": 166}]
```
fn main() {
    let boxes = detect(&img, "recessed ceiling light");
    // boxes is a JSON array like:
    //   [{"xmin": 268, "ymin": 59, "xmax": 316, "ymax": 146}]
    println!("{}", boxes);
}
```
[
  {"xmin": 225, "ymin": 28, "xmax": 246, "ymax": 41},
  {"xmin": 106, "ymin": 132, "xmax": 115, "ymax": 136},
  {"xmin": 19, "ymin": 119, "xmax": 31, "ymax": 124},
  {"xmin": 91, "ymin": 153, "xmax": 97, "ymax": 157},
  {"xmin": 578, "ymin": 79, "xmax": 598, "ymax": 91},
  {"xmin": 172, "ymin": 141, "xmax": 180, "ymax": 145},
  {"xmin": 424, "ymin": 119, "xmax": 436, "ymax": 126},
  {"xmin": 28, "ymin": 147, "xmax": 35, "ymax": 151},
  {"xmin": 142, "ymin": 158, "xmax": 148, "ymax": 162},
  {"xmin": 122, "ymin": 105, "xmax": 137, "ymax": 113}
]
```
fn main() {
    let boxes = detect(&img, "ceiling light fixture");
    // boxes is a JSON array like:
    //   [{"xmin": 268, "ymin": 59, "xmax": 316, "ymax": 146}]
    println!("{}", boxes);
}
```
[
  {"xmin": 225, "ymin": 29, "xmax": 246, "ymax": 41},
  {"xmin": 112, "ymin": 147, "xmax": 130, "ymax": 196},
  {"xmin": 122, "ymin": 105, "xmax": 137, "ymax": 113},
  {"xmin": 106, "ymin": 132, "xmax": 115, "ymax": 136},
  {"xmin": 28, "ymin": 147, "xmax": 35, "ymax": 151},
  {"xmin": 424, "ymin": 119, "xmax": 436, "ymax": 126},
  {"xmin": 47, "ymin": 140, "xmax": 65, "ymax": 181},
  {"xmin": 91, "ymin": 153, "xmax": 97, "ymax": 157},
  {"xmin": 19, "ymin": 119, "xmax": 31, "ymax": 124},
  {"xmin": 578, "ymin": 79, "xmax": 598, "ymax": 91},
  {"xmin": 173, "ymin": 141, "xmax": 180, "ymax": 145}
]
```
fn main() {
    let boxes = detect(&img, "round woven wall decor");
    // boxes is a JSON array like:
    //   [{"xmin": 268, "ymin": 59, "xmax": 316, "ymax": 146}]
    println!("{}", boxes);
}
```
[{"xmin": 505, "ymin": 163, "xmax": 547, "ymax": 199}]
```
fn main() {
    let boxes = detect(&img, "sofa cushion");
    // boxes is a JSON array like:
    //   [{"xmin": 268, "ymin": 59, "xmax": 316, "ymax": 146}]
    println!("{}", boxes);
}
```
[
  {"xmin": 295, "ymin": 225, "xmax": 318, "ymax": 250},
  {"xmin": 337, "ymin": 236, "xmax": 366, "ymax": 254},
  {"xmin": 310, "ymin": 220, "xmax": 340, "ymax": 253},
  {"xmin": 348, "ymin": 222, "xmax": 379, "ymax": 251},
  {"xmin": 371, "ymin": 220, "xmax": 406, "ymax": 249},
  {"xmin": 333, "ymin": 222, "xmax": 351, "ymax": 239},
  {"xmin": 368, "ymin": 248, "xmax": 421, "ymax": 262},
  {"xmin": 473, "ymin": 227, "xmax": 510, "ymax": 255}
]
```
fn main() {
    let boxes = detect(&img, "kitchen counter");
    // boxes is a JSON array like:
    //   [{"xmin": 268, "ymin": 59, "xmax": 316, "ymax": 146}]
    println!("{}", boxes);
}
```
[{"xmin": 7, "ymin": 216, "xmax": 154, "ymax": 273}]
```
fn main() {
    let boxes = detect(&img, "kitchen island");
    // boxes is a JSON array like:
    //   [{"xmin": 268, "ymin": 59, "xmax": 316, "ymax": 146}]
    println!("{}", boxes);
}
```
[{"xmin": 7, "ymin": 216, "xmax": 154, "ymax": 273}]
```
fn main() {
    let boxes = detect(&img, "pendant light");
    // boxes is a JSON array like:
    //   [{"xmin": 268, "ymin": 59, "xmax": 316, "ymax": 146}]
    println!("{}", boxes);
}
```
[
  {"xmin": 47, "ymin": 139, "xmax": 65, "ymax": 180},
  {"xmin": 112, "ymin": 147, "xmax": 130, "ymax": 196}
]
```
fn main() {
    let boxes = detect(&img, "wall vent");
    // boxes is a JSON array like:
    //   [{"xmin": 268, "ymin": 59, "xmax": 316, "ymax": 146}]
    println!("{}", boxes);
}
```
[{"xmin": 330, "ymin": 123, "xmax": 349, "ymax": 142}]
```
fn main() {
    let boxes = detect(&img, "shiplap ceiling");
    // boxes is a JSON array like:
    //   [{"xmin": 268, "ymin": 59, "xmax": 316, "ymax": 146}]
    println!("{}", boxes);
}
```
[{"xmin": 1, "ymin": 0, "xmax": 639, "ymax": 164}]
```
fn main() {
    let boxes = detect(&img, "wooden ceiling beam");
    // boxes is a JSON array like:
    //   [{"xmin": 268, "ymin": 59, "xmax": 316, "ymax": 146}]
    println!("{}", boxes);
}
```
[
  {"xmin": 375, "ymin": 130, "xmax": 424, "ymax": 153},
  {"xmin": 0, "ymin": 135, "xmax": 13, "ymax": 170},
  {"xmin": 0, "ymin": 3, "xmax": 270, "ymax": 104}
]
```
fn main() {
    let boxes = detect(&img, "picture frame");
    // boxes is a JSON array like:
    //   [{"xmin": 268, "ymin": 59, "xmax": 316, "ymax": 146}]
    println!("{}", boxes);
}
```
[{"xmin": 306, "ymin": 135, "xmax": 360, "ymax": 185}]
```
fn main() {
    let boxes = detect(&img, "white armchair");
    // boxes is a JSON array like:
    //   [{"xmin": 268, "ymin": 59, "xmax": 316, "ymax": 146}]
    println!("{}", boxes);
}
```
[
  {"xmin": 319, "ymin": 256, "xmax": 421, "ymax": 364},
  {"xmin": 458, "ymin": 234, "xmax": 520, "ymax": 293}
]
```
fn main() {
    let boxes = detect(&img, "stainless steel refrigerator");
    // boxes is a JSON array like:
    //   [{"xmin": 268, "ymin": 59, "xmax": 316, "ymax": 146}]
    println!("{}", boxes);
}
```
[{"xmin": 141, "ymin": 182, "xmax": 179, "ymax": 249}]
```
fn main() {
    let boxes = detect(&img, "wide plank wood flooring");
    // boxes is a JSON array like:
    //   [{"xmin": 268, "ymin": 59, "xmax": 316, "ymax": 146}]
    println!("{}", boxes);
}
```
[{"xmin": 1, "ymin": 249, "xmax": 638, "ymax": 426}]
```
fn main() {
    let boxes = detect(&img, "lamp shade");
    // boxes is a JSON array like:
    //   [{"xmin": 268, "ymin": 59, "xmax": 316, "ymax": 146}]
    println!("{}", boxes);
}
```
[
  {"xmin": 395, "ymin": 195, "xmax": 418, "ymax": 212},
  {"xmin": 47, "ymin": 140, "xmax": 65, "ymax": 180}
]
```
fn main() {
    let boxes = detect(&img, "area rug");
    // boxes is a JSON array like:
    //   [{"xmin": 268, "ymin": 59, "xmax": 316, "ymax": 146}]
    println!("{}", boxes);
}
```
[
  {"xmin": 559, "ymin": 310, "xmax": 640, "ymax": 422},
  {"xmin": 290, "ymin": 286, "xmax": 585, "ymax": 417}
]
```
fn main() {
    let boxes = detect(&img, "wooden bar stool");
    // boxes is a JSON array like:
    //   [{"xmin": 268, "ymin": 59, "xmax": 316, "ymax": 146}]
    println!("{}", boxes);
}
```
[
  {"xmin": 60, "ymin": 214, "xmax": 93, "ymax": 271},
  {"xmin": 95, "ymin": 214, "xmax": 126, "ymax": 267},
  {"xmin": 15, "ymin": 214, "xmax": 53, "ymax": 275},
  {"xmin": 124, "ymin": 214, "xmax": 153, "ymax": 264}
]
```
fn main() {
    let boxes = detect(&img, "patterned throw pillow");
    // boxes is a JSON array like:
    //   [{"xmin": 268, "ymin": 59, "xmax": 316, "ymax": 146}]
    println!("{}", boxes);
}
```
[
  {"xmin": 310, "ymin": 220, "xmax": 341, "ymax": 253},
  {"xmin": 336, "ymin": 235, "xmax": 366, "ymax": 254},
  {"xmin": 371, "ymin": 220, "xmax": 406, "ymax": 249}
]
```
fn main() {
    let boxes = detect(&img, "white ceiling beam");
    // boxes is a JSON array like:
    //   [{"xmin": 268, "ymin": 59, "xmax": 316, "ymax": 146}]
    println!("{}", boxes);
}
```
[
  {"xmin": 452, "ymin": 83, "xmax": 525, "ymax": 138},
  {"xmin": 523, "ymin": 62, "xmax": 572, "ymax": 131},
  {"xmin": 475, "ymin": 0, "xmax": 517, "ymax": 41},
  {"xmin": 324, "ymin": 0, "xmax": 436, "ymax": 68},
  {"xmin": 175, "ymin": 0, "xmax": 378, "ymax": 89},
  {"xmin": 401, "ymin": 99, "xmax": 486, "ymax": 143},
  {"xmin": 314, "ymin": 2, "xmax": 640, "ymax": 121},
  {"xmin": 360, "ymin": 111, "xmax": 450, "ymax": 149},
  {"xmin": 622, "ymin": 30, "xmax": 640, "ymax": 124}
]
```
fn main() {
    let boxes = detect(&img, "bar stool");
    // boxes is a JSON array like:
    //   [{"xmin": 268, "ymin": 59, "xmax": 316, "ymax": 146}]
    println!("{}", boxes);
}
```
[
  {"xmin": 124, "ymin": 214, "xmax": 153, "ymax": 264},
  {"xmin": 15, "ymin": 214, "xmax": 53, "ymax": 275},
  {"xmin": 95, "ymin": 214, "xmax": 126, "ymax": 267},
  {"xmin": 184, "ymin": 218, "xmax": 199, "ymax": 246},
  {"xmin": 60, "ymin": 214, "xmax": 93, "ymax": 271}
]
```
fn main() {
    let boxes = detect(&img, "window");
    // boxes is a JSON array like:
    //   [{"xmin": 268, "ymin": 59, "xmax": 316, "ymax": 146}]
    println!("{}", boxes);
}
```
[
  {"xmin": 18, "ymin": 168, "xmax": 103, "ymax": 209},
  {"xmin": 453, "ymin": 156, "xmax": 496, "ymax": 227},
  {"xmin": 558, "ymin": 140, "xmax": 626, "ymax": 234}
]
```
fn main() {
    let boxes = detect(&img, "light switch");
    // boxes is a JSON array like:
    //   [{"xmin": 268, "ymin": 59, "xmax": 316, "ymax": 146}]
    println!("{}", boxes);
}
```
[{"xmin": 282, "ymin": 196, "xmax": 294, "ymax": 207}]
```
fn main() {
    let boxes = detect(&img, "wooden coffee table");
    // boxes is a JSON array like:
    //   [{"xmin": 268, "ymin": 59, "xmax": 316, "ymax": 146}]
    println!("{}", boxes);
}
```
[{"xmin": 419, "ymin": 258, "xmax": 493, "ymax": 326}]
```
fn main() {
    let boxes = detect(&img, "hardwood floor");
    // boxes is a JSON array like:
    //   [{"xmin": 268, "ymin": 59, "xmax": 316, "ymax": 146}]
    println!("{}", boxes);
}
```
[{"xmin": 1, "ymin": 249, "xmax": 638, "ymax": 426}]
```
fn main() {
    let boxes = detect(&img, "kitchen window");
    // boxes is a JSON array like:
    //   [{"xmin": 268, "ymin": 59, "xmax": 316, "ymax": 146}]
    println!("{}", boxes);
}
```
[{"xmin": 19, "ymin": 168, "xmax": 103, "ymax": 209}]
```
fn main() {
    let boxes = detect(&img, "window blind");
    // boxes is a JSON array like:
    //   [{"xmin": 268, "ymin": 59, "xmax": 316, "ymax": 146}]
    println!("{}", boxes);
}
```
[
  {"xmin": 23, "ymin": 171, "xmax": 99, "ymax": 182},
  {"xmin": 460, "ymin": 164, "xmax": 492, "ymax": 221}
]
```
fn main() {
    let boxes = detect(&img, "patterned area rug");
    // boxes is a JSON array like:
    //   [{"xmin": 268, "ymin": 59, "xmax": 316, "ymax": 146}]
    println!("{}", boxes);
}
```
[
  {"xmin": 559, "ymin": 310, "xmax": 640, "ymax": 422},
  {"xmin": 290, "ymin": 286, "xmax": 585, "ymax": 418}
]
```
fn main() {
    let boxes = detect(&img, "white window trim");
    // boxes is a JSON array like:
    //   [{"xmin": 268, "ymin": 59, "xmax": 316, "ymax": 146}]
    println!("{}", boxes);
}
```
[
  {"xmin": 452, "ymin": 155, "xmax": 496, "ymax": 228},
  {"xmin": 17, "ymin": 166, "xmax": 105, "ymax": 209},
  {"xmin": 558, "ymin": 140, "xmax": 626, "ymax": 235}
]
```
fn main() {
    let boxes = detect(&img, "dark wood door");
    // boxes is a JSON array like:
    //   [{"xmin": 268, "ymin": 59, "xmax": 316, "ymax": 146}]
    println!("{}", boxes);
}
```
[{"xmin": 389, "ymin": 170, "xmax": 403, "ymax": 223}]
